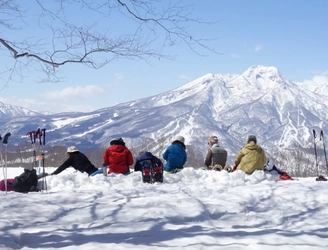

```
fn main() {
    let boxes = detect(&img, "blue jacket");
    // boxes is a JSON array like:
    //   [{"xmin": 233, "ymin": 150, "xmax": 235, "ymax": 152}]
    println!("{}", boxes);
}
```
[{"xmin": 162, "ymin": 142, "xmax": 187, "ymax": 171}]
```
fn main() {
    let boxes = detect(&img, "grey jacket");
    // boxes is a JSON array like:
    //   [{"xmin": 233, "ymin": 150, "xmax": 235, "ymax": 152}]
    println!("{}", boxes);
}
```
[{"xmin": 204, "ymin": 144, "xmax": 228, "ymax": 167}]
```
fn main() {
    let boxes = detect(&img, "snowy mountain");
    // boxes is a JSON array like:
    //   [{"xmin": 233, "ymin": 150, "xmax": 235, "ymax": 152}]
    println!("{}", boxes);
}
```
[
  {"xmin": 0, "ymin": 101, "xmax": 44, "ymax": 119},
  {"xmin": 0, "ymin": 65, "xmax": 327, "ymax": 163}
]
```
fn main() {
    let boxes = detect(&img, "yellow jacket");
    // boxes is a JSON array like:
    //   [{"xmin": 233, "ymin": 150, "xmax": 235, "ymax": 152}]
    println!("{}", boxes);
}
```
[{"xmin": 235, "ymin": 141, "xmax": 266, "ymax": 174}]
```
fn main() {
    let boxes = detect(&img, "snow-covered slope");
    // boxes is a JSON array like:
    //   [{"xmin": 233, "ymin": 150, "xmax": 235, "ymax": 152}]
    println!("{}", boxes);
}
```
[{"xmin": 0, "ymin": 101, "xmax": 44, "ymax": 119}]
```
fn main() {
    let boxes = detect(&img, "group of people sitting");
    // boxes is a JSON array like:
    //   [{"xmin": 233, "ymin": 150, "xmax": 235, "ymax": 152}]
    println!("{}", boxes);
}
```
[
  {"xmin": 48, "ymin": 134, "xmax": 266, "ymax": 176},
  {"xmin": 50, "ymin": 135, "xmax": 188, "ymax": 176},
  {"xmin": 0, "ymin": 134, "xmax": 268, "ymax": 192},
  {"xmin": 204, "ymin": 134, "xmax": 266, "ymax": 174}
]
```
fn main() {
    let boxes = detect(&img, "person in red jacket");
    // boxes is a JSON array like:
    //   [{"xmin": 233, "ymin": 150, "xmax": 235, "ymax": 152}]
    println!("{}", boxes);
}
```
[{"xmin": 103, "ymin": 138, "xmax": 134, "ymax": 174}]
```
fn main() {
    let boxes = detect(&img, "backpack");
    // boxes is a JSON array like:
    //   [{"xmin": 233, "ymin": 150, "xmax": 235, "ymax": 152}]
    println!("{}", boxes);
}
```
[
  {"xmin": 140, "ymin": 158, "xmax": 163, "ymax": 183},
  {"xmin": 141, "ymin": 159, "xmax": 153, "ymax": 183},
  {"xmin": 12, "ymin": 168, "xmax": 39, "ymax": 193}
]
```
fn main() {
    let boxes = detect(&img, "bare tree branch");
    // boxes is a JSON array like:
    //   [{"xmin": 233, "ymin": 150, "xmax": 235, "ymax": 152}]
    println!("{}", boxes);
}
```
[{"xmin": 0, "ymin": 0, "xmax": 221, "ymax": 83}]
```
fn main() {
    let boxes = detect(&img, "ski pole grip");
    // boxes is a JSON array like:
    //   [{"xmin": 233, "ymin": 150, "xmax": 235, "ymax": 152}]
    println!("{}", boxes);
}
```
[
  {"xmin": 32, "ymin": 131, "xmax": 36, "ymax": 144},
  {"xmin": 313, "ymin": 129, "xmax": 316, "ymax": 138},
  {"xmin": 3, "ymin": 133, "xmax": 11, "ymax": 144},
  {"xmin": 27, "ymin": 131, "xmax": 35, "ymax": 144},
  {"xmin": 42, "ymin": 128, "xmax": 46, "ymax": 145}
]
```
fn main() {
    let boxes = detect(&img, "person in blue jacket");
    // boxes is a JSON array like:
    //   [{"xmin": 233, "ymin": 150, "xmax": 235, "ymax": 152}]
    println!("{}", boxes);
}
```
[{"xmin": 162, "ymin": 135, "xmax": 187, "ymax": 173}]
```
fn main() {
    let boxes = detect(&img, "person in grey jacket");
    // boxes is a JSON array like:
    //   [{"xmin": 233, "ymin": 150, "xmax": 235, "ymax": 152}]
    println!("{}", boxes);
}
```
[{"xmin": 204, "ymin": 135, "xmax": 228, "ymax": 169}]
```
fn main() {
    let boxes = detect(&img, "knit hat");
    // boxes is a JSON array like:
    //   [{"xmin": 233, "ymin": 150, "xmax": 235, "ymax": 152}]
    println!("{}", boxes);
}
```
[
  {"xmin": 110, "ymin": 137, "xmax": 125, "ymax": 146},
  {"xmin": 248, "ymin": 135, "xmax": 257, "ymax": 143},
  {"xmin": 66, "ymin": 146, "xmax": 79, "ymax": 153},
  {"xmin": 174, "ymin": 135, "xmax": 185, "ymax": 144},
  {"xmin": 208, "ymin": 135, "xmax": 218, "ymax": 143}
]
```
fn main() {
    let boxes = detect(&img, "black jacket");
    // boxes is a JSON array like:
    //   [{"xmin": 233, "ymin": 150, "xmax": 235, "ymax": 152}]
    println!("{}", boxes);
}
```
[
  {"xmin": 52, "ymin": 152, "xmax": 98, "ymax": 176},
  {"xmin": 134, "ymin": 151, "xmax": 163, "ymax": 172}
]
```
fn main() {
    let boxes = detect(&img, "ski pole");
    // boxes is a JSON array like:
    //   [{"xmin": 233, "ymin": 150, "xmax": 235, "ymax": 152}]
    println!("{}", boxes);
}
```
[
  {"xmin": 41, "ymin": 129, "xmax": 46, "ymax": 175},
  {"xmin": 320, "ymin": 130, "xmax": 328, "ymax": 173},
  {"xmin": 27, "ymin": 131, "xmax": 37, "ymax": 169},
  {"xmin": 313, "ymin": 129, "xmax": 319, "ymax": 176},
  {"xmin": 2, "ymin": 133, "xmax": 11, "ymax": 193},
  {"xmin": 35, "ymin": 128, "xmax": 42, "ymax": 174},
  {"xmin": 0, "ymin": 134, "xmax": 3, "ymax": 192},
  {"xmin": 40, "ymin": 128, "xmax": 47, "ymax": 191}
]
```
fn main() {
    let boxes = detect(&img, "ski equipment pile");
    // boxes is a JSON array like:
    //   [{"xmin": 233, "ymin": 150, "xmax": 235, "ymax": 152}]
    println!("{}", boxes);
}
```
[{"xmin": 26, "ymin": 128, "xmax": 47, "ymax": 190}]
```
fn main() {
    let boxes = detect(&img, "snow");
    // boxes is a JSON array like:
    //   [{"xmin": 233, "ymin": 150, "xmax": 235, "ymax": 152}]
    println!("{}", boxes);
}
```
[{"xmin": 1, "ymin": 167, "xmax": 328, "ymax": 249}]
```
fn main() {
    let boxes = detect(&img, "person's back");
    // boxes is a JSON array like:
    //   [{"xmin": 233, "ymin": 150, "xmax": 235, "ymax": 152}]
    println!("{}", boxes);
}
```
[
  {"xmin": 235, "ymin": 135, "xmax": 266, "ymax": 174},
  {"xmin": 204, "ymin": 136, "xmax": 227, "ymax": 168},
  {"xmin": 12, "ymin": 168, "xmax": 39, "ymax": 193},
  {"xmin": 51, "ymin": 146, "xmax": 98, "ymax": 176},
  {"xmin": 135, "ymin": 151, "xmax": 162, "ymax": 172},
  {"xmin": 162, "ymin": 135, "xmax": 187, "ymax": 172},
  {"xmin": 104, "ymin": 138, "xmax": 134, "ymax": 174},
  {"xmin": 135, "ymin": 151, "xmax": 163, "ymax": 183}
]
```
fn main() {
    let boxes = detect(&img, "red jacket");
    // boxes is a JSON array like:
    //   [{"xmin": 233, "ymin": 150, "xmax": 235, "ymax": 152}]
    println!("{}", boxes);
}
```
[{"xmin": 103, "ymin": 145, "xmax": 134, "ymax": 174}]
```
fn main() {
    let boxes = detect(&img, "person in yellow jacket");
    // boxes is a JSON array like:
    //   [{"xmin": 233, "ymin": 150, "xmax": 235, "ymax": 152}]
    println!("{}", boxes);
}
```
[{"xmin": 234, "ymin": 135, "xmax": 266, "ymax": 174}]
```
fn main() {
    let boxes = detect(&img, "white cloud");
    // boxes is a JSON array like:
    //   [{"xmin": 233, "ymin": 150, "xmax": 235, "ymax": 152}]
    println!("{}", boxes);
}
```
[
  {"xmin": 0, "ymin": 85, "xmax": 105, "ymax": 113},
  {"xmin": 0, "ymin": 96, "xmax": 100, "ymax": 113},
  {"xmin": 180, "ymin": 74, "xmax": 190, "ymax": 80},
  {"xmin": 231, "ymin": 53, "xmax": 241, "ymax": 58},
  {"xmin": 41, "ymin": 85, "xmax": 104, "ymax": 101},
  {"xmin": 308, "ymin": 69, "xmax": 328, "ymax": 76},
  {"xmin": 300, "ymin": 75, "xmax": 328, "ymax": 86},
  {"xmin": 254, "ymin": 44, "xmax": 263, "ymax": 52},
  {"xmin": 104, "ymin": 73, "xmax": 125, "ymax": 87},
  {"xmin": 114, "ymin": 73, "xmax": 124, "ymax": 84},
  {"xmin": 297, "ymin": 75, "xmax": 328, "ymax": 92},
  {"xmin": 0, "ymin": 97, "xmax": 40, "ymax": 111}
]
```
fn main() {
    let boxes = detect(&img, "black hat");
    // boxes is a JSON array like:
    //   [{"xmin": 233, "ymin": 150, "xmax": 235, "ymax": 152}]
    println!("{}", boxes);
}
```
[
  {"xmin": 110, "ymin": 137, "xmax": 125, "ymax": 146},
  {"xmin": 248, "ymin": 135, "xmax": 257, "ymax": 143}
]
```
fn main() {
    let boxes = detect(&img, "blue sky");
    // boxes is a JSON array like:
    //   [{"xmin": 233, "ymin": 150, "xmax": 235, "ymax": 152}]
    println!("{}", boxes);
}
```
[{"xmin": 1, "ymin": 0, "xmax": 328, "ymax": 113}]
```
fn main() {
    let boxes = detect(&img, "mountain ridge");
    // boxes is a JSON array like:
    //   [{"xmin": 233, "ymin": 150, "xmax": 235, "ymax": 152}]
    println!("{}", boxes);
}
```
[{"xmin": 1, "ymin": 65, "xmax": 327, "ymax": 164}]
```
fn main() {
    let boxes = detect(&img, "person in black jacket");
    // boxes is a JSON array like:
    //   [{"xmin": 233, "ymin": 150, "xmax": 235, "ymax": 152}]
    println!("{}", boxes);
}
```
[
  {"xmin": 50, "ymin": 146, "xmax": 98, "ymax": 176},
  {"xmin": 134, "ymin": 151, "xmax": 163, "ymax": 172}
]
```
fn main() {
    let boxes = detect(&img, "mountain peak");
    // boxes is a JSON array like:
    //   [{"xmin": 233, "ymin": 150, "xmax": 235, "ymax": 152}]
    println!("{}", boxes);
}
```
[
  {"xmin": 244, "ymin": 65, "xmax": 280, "ymax": 76},
  {"xmin": 225, "ymin": 65, "xmax": 292, "ymax": 91},
  {"xmin": 0, "ymin": 101, "xmax": 44, "ymax": 119}
]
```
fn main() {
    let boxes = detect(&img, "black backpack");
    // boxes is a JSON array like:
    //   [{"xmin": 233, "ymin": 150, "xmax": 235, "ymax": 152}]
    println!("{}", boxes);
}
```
[
  {"xmin": 12, "ymin": 168, "xmax": 39, "ymax": 193},
  {"xmin": 140, "ymin": 159, "xmax": 163, "ymax": 183}
]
